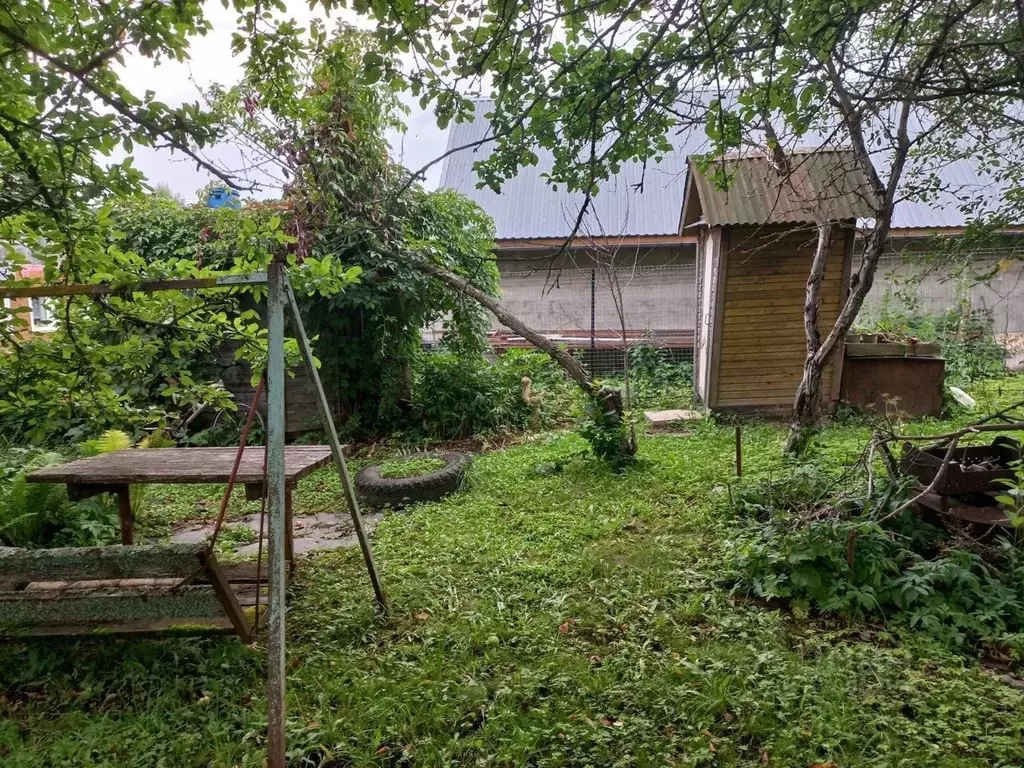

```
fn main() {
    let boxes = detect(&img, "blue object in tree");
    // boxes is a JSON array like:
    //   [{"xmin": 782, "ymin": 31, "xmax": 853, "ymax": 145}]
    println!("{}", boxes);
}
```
[{"xmin": 206, "ymin": 186, "xmax": 241, "ymax": 209}]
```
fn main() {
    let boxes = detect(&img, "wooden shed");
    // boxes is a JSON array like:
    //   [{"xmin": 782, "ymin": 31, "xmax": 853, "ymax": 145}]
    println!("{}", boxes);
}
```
[{"xmin": 682, "ymin": 149, "xmax": 876, "ymax": 412}]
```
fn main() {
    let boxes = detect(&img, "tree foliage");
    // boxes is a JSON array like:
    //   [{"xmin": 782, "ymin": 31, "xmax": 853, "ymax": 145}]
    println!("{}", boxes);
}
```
[
  {"xmin": 355, "ymin": 0, "xmax": 1024, "ymax": 447},
  {"xmin": 0, "ymin": 10, "xmax": 499, "ymax": 443},
  {"xmin": 210, "ymin": 25, "xmax": 502, "ymax": 434}
]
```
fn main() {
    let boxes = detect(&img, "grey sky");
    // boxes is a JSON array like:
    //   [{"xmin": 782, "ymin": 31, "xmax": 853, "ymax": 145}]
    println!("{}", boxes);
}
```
[{"xmin": 116, "ymin": 1, "xmax": 449, "ymax": 201}]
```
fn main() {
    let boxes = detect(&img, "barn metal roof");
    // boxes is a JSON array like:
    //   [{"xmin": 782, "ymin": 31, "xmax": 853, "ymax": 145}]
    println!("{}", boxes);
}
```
[
  {"xmin": 681, "ymin": 149, "xmax": 878, "ymax": 227},
  {"xmin": 440, "ymin": 100, "xmax": 1008, "ymax": 239}
]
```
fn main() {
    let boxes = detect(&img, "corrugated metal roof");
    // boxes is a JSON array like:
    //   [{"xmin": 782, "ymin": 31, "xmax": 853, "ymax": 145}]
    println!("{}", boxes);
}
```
[
  {"xmin": 440, "ymin": 100, "xmax": 1009, "ymax": 239},
  {"xmin": 440, "ymin": 101, "xmax": 708, "ymax": 239},
  {"xmin": 684, "ymin": 149, "xmax": 878, "ymax": 227}
]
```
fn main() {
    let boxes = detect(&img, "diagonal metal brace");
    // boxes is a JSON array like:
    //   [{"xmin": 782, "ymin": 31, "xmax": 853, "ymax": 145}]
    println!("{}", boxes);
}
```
[{"xmin": 282, "ymin": 276, "xmax": 388, "ymax": 614}]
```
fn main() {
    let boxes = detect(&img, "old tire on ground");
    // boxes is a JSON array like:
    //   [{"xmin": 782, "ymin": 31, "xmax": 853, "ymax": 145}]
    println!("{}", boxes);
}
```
[{"xmin": 355, "ymin": 452, "xmax": 471, "ymax": 509}]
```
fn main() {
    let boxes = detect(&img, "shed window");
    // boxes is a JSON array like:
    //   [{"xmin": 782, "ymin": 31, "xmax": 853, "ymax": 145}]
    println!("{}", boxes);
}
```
[{"xmin": 30, "ymin": 297, "xmax": 56, "ymax": 332}]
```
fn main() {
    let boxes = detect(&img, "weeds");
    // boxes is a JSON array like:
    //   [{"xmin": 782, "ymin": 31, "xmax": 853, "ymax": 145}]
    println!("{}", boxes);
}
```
[
  {"xmin": 725, "ymin": 463, "xmax": 1024, "ymax": 653},
  {"xmin": 3, "ymin": 408, "xmax": 1024, "ymax": 766},
  {"xmin": 378, "ymin": 455, "xmax": 446, "ymax": 478}
]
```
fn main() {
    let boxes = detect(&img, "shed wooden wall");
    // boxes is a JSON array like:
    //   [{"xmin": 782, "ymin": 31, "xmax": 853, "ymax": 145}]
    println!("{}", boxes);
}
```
[{"xmin": 711, "ymin": 224, "xmax": 852, "ymax": 409}]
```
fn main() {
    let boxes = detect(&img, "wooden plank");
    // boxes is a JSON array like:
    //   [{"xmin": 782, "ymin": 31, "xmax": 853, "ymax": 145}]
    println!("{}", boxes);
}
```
[
  {"xmin": 726, "ymin": 256, "xmax": 845, "ymax": 278},
  {"xmin": 719, "ymin": 360, "xmax": 833, "ymax": 375},
  {"xmin": 719, "ymin": 371, "xmax": 834, "ymax": 386},
  {"xmin": 725, "ymin": 280, "xmax": 844, "ymax": 294},
  {"xmin": 720, "ymin": 372, "xmax": 831, "ymax": 387},
  {"xmin": 726, "ymin": 280, "xmax": 844, "ymax": 294},
  {"xmin": 1, "ymin": 617, "xmax": 236, "ymax": 639},
  {"xmin": 720, "ymin": 320, "xmax": 820, "ymax": 333},
  {"xmin": 219, "ymin": 560, "xmax": 285, "ymax": 583},
  {"xmin": 0, "ymin": 585, "xmax": 227, "ymax": 627},
  {"xmin": 722, "ymin": 302, "xmax": 841, "ymax": 316},
  {"xmin": 708, "ymin": 228, "xmax": 728, "ymax": 407},
  {"xmin": 725, "ymin": 282, "xmax": 843, "ymax": 298},
  {"xmin": 723, "ymin": 311, "xmax": 841, "ymax": 326},
  {"xmin": 200, "ymin": 551, "xmax": 252, "ymax": 641},
  {"xmin": 19, "ymin": 578, "xmax": 267, "ymax": 606},
  {"xmin": 25, "ymin": 446, "xmax": 332, "ymax": 486},
  {"xmin": 717, "ymin": 388, "xmax": 801, "ymax": 399},
  {"xmin": 717, "ymin": 397, "xmax": 792, "ymax": 407},
  {"xmin": 719, "ymin": 372, "xmax": 833, "ymax": 385},
  {"xmin": 0, "ymin": 543, "xmax": 206, "ymax": 582},
  {"xmin": 721, "ymin": 323, "xmax": 840, "ymax": 338},
  {"xmin": 720, "ymin": 346, "xmax": 810, "ymax": 359}
]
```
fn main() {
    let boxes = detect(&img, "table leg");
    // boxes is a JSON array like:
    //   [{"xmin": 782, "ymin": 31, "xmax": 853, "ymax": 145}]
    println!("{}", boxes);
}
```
[
  {"xmin": 285, "ymin": 485, "xmax": 295, "ymax": 570},
  {"xmin": 115, "ymin": 486, "xmax": 134, "ymax": 545}
]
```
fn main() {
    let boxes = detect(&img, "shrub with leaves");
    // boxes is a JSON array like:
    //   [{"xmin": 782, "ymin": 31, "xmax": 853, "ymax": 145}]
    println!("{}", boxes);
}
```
[
  {"xmin": 0, "ymin": 446, "xmax": 70, "ymax": 547},
  {"xmin": 725, "ymin": 466, "xmax": 1024, "ymax": 653},
  {"xmin": 411, "ymin": 349, "xmax": 572, "ymax": 439},
  {"xmin": 856, "ymin": 289, "xmax": 1007, "ymax": 385},
  {"xmin": 0, "ymin": 432, "xmax": 154, "ymax": 549}
]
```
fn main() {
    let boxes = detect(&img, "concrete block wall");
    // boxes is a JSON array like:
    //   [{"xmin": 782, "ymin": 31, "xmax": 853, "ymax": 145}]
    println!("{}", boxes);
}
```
[
  {"xmin": 491, "ymin": 247, "xmax": 1024, "ymax": 362},
  {"xmin": 495, "ymin": 248, "xmax": 696, "ymax": 337}
]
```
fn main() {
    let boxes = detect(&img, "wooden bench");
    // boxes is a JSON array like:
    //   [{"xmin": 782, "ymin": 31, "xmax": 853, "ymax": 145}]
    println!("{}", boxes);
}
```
[{"xmin": 0, "ymin": 543, "xmax": 261, "ymax": 640}]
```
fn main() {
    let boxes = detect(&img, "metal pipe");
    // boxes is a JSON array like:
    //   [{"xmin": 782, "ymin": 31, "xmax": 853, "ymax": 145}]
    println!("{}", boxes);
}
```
[
  {"xmin": 735, "ymin": 425, "xmax": 742, "ymax": 477},
  {"xmin": 0, "ymin": 272, "xmax": 268, "ymax": 299},
  {"xmin": 283, "ymin": 278, "xmax": 387, "ymax": 612},
  {"xmin": 590, "ymin": 268, "xmax": 597, "ymax": 356},
  {"xmin": 264, "ymin": 262, "xmax": 288, "ymax": 768}
]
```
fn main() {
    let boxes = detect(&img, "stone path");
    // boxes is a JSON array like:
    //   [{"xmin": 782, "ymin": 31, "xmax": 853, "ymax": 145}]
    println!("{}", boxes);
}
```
[{"xmin": 171, "ymin": 511, "xmax": 385, "ymax": 555}]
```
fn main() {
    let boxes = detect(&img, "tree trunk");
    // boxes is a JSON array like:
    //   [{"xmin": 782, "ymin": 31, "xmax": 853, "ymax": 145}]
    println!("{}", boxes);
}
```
[
  {"xmin": 412, "ymin": 256, "xmax": 637, "ymax": 459},
  {"xmin": 785, "ymin": 215, "xmax": 895, "ymax": 454},
  {"xmin": 412, "ymin": 257, "xmax": 596, "ymax": 392},
  {"xmin": 785, "ymin": 223, "xmax": 833, "ymax": 455}
]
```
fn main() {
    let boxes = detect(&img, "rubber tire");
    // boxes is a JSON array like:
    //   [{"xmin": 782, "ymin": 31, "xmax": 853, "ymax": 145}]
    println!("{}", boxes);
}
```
[{"xmin": 355, "ymin": 452, "xmax": 471, "ymax": 509}]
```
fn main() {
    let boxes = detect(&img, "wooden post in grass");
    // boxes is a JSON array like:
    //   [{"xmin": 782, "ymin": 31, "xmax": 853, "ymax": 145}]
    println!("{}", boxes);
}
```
[
  {"xmin": 265, "ymin": 261, "xmax": 288, "ymax": 768},
  {"xmin": 735, "ymin": 425, "xmax": 742, "ymax": 478}
]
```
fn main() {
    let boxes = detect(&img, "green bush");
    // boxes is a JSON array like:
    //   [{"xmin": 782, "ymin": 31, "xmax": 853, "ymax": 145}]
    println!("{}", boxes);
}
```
[
  {"xmin": 856, "ymin": 292, "xmax": 1006, "ymax": 385},
  {"xmin": 0, "ymin": 442, "xmax": 120, "ymax": 548},
  {"xmin": 597, "ymin": 342, "xmax": 695, "ymax": 411},
  {"xmin": 411, "ymin": 349, "xmax": 574, "ymax": 439},
  {"xmin": 725, "ymin": 467, "xmax": 1024, "ymax": 652},
  {"xmin": 0, "ymin": 446, "xmax": 71, "ymax": 547}
]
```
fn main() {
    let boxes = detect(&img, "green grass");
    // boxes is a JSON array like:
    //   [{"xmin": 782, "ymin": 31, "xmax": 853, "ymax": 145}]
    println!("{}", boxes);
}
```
[
  {"xmin": 3, "ymin": 409, "xmax": 1024, "ymax": 766},
  {"xmin": 378, "ymin": 455, "xmax": 447, "ymax": 479}
]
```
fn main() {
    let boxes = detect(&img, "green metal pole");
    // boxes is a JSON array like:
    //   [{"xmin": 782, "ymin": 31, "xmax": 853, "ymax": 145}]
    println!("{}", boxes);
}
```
[
  {"xmin": 283, "ymin": 277, "xmax": 388, "ymax": 613},
  {"xmin": 265, "ymin": 262, "xmax": 288, "ymax": 768}
]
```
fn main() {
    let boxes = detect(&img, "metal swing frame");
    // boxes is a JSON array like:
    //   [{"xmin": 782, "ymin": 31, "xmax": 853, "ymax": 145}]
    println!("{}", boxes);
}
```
[{"xmin": 0, "ymin": 263, "xmax": 387, "ymax": 768}]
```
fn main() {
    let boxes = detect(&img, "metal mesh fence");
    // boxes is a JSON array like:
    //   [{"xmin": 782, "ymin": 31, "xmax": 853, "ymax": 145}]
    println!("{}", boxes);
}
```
[
  {"xmin": 489, "ymin": 260, "xmax": 697, "ymax": 376},
  {"xmin": 423, "ymin": 249, "xmax": 1023, "ymax": 378}
]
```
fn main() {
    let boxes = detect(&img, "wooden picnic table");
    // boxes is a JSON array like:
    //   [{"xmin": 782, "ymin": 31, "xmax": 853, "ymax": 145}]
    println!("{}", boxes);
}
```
[{"xmin": 26, "ymin": 447, "xmax": 334, "ymax": 559}]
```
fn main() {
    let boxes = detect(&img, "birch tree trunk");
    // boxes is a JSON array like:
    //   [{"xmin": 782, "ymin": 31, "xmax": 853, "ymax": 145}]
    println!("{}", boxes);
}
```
[
  {"xmin": 784, "ymin": 217, "xmax": 894, "ymax": 454},
  {"xmin": 412, "ymin": 257, "xmax": 595, "ymax": 390}
]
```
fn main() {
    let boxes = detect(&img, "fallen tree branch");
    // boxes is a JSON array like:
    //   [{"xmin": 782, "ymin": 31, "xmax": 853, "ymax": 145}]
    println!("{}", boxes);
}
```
[
  {"xmin": 410, "ymin": 256, "xmax": 595, "ymax": 392},
  {"xmin": 876, "ymin": 435, "xmax": 961, "ymax": 524},
  {"xmin": 884, "ymin": 422, "xmax": 1024, "ymax": 444}
]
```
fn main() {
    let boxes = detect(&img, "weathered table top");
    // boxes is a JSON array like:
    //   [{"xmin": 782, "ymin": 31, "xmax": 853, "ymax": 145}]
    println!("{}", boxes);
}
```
[{"xmin": 26, "ymin": 447, "xmax": 334, "ymax": 487}]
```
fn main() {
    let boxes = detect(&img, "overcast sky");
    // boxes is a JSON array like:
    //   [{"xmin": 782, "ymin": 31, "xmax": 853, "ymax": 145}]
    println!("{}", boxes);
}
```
[{"xmin": 116, "ymin": 1, "xmax": 450, "ymax": 201}]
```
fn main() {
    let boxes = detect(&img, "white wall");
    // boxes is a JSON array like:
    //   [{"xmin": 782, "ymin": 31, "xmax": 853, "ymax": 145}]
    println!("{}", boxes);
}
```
[{"xmin": 492, "ymin": 248, "xmax": 1024, "ymax": 346}]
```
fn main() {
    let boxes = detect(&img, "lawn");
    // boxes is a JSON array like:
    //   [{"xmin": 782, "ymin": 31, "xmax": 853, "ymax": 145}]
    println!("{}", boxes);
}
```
[{"xmin": 3, "ymin": 413, "xmax": 1024, "ymax": 767}]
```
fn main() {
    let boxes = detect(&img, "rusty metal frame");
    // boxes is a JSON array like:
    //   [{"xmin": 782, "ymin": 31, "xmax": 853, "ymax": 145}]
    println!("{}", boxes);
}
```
[{"xmin": 0, "ymin": 267, "xmax": 386, "ymax": 768}]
